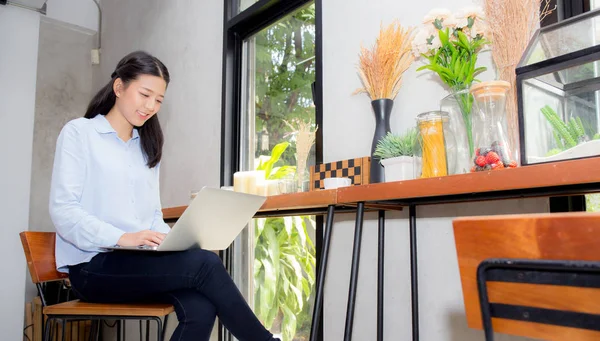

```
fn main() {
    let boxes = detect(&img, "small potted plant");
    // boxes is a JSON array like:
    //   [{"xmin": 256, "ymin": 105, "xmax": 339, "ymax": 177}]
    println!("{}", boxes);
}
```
[{"xmin": 374, "ymin": 129, "xmax": 417, "ymax": 182}]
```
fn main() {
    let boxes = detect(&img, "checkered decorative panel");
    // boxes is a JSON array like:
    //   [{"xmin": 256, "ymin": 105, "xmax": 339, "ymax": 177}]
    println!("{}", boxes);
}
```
[{"xmin": 310, "ymin": 156, "xmax": 371, "ymax": 191}]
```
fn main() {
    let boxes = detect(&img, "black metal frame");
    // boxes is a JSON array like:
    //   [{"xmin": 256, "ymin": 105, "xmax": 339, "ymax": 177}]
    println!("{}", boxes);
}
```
[
  {"xmin": 335, "ymin": 180, "xmax": 600, "ymax": 341},
  {"xmin": 220, "ymin": 0, "xmax": 323, "ymax": 186},
  {"xmin": 516, "ymin": 5, "xmax": 600, "ymax": 166},
  {"xmin": 35, "ymin": 281, "xmax": 169, "ymax": 341},
  {"xmin": 477, "ymin": 258, "xmax": 600, "ymax": 341},
  {"xmin": 220, "ymin": 1, "xmax": 323, "ymax": 340}
]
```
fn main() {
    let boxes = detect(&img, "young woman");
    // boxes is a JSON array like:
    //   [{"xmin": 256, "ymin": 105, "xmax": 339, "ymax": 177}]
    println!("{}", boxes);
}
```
[{"xmin": 50, "ymin": 51, "xmax": 280, "ymax": 341}]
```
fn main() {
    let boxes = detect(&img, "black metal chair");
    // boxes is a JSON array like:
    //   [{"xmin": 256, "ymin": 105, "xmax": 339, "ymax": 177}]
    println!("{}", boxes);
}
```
[{"xmin": 477, "ymin": 258, "xmax": 600, "ymax": 341}]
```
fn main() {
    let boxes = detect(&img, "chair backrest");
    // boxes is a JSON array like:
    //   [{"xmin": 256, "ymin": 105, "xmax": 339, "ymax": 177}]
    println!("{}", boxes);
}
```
[
  {"xmin": 453, "ymin": 212, "xmax": 600, "ymax": 340},
  {"xmin": 20, "ymin": 231, "xmax": 68, "ymax": 284}
]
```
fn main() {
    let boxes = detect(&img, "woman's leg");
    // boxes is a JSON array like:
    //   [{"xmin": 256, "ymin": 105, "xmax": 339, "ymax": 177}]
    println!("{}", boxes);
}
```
[
  {"xmin": 68, "ymin": 249, "xmax": 276, "ymax": 341},
  {"xmin": 160, "ymin": 289, "xmax": 217, "ymax": 341}
]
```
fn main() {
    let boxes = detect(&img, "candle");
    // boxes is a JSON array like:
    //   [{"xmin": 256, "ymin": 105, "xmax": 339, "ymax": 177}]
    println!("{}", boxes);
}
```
[
  {"xmin": 266, "ymin": 180, "xmax": 279, "ymax": 196},
  {"xmin": 233, "ymin": 170, "xmax": 266, "ymax": 194},
  {"xmin": 255, "ymin": 182, "xmax": 268, "ymax": 196},
  {"xmin": 233, "ymin": 172, "xmax": 249, "ymax": 193}
]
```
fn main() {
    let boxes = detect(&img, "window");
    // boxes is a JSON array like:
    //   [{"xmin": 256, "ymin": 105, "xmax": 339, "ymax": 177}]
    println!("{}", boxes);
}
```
[
  {"xmin": 221, "ymin": 1, "xmax": 323, "ymax": 340},
  {"xmin": 544, "ymin": 0, "xmax": 600, "ymax": 212}
]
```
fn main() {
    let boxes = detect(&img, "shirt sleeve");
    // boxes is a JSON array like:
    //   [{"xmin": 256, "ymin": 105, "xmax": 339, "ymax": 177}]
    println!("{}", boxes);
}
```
[
  {"xmin": 49, "ymin": 122, "xmax": 125, "ymax": 250},
  {"xmin": 150, "ymin": 163, "xmax": 171, "ymax": 234}
]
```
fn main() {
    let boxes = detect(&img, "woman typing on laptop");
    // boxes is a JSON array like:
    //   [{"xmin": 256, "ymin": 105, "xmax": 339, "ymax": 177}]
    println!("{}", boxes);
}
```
[{"xmin": 49, "ymin": 51, "xmax": 280, "ymax": 341}]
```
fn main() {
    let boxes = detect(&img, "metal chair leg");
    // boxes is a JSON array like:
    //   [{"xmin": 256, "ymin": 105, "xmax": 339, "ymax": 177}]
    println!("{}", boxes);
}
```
[
  {"xmin": 116, "ymin": 320, "xmax": 122, "ymax": 341},
  {"xmin": 162, "ymin": 314, "xmax": 169, "ymax": 340},
  {"xmin": 44, "ymin": 317, "xmax": 53, "ymax": 341},
  {"xmin": 61, "ymin": 319, "xmax": 66, "ymax": 341},
  {"xmin": 154, "ymin": 317, "xmax": 163, "ymax": 341},
  {"xmin": 146, "ymin": 320, "xmax": 150, "ymax": 341}
]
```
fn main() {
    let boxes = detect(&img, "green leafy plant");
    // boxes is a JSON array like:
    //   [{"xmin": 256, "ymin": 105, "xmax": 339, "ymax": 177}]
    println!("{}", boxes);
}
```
[
  {"xmin": 412, "ymin": 7, "xmax": 490, "ymax": 156},
  {"xmin": 374, "ymin": 129, "xmax": 417, "ymax": 161},
  {"xmin": 256, "ymin": 142, "xmax": 296, "ymax": 180},
  {"xmin": 253, "ymin": 142, "xmax": 315, "ymax": 341},
  {"xmin": 540, "ymin": 105, "xmax": 587, "ymax": 154}
]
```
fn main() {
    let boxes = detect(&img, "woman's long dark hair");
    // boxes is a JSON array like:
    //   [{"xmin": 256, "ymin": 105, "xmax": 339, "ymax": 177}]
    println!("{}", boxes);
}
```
[{"xmin": 84, "ymin": 51, "xmax": 170, "ymax": 168}]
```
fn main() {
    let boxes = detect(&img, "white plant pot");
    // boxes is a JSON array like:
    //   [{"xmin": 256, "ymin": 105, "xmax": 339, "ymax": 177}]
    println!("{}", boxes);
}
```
[{"xmin": 380, "ymin": 156, "xmax": 415, "ymax": 182}]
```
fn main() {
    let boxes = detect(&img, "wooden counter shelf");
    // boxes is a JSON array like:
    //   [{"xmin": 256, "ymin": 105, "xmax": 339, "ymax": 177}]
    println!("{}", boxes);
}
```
[
  {"xmin": 162, "ymin": 189, "xmax": 338, "ymax": 221},
  {"xmin": 337, "ymin": 157, "xmax": 600, "ymax": 206}
]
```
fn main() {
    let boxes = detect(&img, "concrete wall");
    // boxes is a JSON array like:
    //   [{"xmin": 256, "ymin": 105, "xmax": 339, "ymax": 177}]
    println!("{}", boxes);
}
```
[
  {"xmin": 29, "ymin": 18, "xmax": 96, "ymax": 234},
  {"xmin": 0, "ymin": 5, "xmax": 40, "ymax": 339},
  {"xmin": 321, "ymin": 0, "xmax": 547, "ymax": 340},
  {"xmin": 98, "ymin": 0, "xmax": 224, "ymax": 208}
]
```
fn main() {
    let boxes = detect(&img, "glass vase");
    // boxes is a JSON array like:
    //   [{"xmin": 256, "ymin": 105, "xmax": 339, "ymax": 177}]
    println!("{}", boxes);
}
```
[
  {"xmin": 440, "ymin": 90, "xmax": 473, "ymax": 174},
  {"xmin": 451, "ymin": 86, "xmax": 475, "ymax": 159},
  {"xmin": 470, "ymin": 80, "xmax": 518, "ymax": 171}
]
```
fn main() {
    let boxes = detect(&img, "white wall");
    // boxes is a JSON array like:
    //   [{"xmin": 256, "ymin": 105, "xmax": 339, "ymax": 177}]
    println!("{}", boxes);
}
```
[
  {"xmin": 0, "ymin": 5, "xmax": 40, "ymax": 339},
  {"xmin": 321, "ymin": 0, "xmax": 547, "ymax": 340},
  {"xmin": 98, "ymin": 0, "xmax": 224, "ymax": 208},
  {"xmin": 46, "ymin": 0, "xmax": 100, "ymax": 32}
]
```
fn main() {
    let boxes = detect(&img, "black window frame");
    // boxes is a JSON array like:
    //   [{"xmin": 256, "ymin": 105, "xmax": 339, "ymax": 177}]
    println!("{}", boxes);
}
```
[
  {"xmin": 544, "ymin": 0, "xmax": 590, "ymax": 212},
  {"xmin": 219, "ymin": 1, "xmax": 324, "ymax": 340},
  {"xmin": 220, "ymin": 0, "xmax": 323, "ymax": 185}
]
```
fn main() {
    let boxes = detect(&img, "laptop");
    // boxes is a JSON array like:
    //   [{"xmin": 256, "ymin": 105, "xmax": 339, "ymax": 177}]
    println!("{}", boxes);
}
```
[{"xmin": 102, "ymin": 187, "xmax": 266, "ymax": 252}]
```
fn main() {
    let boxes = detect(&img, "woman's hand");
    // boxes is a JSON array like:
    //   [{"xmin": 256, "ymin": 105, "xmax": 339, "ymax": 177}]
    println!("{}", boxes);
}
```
[{"xmin": 117, "ymin": 230, "xmax": 166, "ymax": 247}]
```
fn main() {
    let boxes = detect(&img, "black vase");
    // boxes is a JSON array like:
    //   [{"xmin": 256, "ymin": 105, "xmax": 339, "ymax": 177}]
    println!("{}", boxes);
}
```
[{"xmin": 370, "ymin": 98, "xmax": 393, "ymax": 183}]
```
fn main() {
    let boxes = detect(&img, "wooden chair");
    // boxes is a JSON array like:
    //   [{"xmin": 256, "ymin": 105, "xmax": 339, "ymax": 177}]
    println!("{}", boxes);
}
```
[
  {"xmin": 20, "ymin": 231, "xmax": 174, "ymax": 341},
  {"xmin": 453, "ymin": 212, "xmax": 600, "ymax": 341}
]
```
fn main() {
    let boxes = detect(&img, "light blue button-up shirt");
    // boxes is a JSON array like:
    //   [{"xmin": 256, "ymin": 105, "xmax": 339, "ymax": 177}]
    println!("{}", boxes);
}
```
[{"xmin": 49, "ymin": 114, "xmax": 171, "ymax": 272}]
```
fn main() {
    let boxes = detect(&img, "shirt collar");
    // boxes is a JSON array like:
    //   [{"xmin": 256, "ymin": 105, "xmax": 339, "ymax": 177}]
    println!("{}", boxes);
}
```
[{"xmin": 92, "ymin": 114, "xmax": 140, "ymax": 140}]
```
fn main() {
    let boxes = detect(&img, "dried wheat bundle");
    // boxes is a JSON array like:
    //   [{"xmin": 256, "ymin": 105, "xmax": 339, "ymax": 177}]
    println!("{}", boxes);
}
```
[
  {"xmin": 284, "ymin": 119, "xmax": 318, "ymax": 190},
  {"xmin": 483, "ymin": 0, "xmax": 554, "ymax": 154},
  {"xmin": 354, "ymin": 21, "xmax": 414, "ymax": 101}
]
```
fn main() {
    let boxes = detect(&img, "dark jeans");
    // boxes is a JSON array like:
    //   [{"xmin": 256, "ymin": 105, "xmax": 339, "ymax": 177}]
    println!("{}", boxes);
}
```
[{"xmin": 68, "ymin": 248, "xmax": 276, "ymax": 341}]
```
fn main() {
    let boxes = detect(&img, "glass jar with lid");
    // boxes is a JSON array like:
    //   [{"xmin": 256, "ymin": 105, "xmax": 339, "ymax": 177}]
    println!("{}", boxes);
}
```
[{"xmin": 414, "ymin": 111, "xmax": 456, "ymax": 178}]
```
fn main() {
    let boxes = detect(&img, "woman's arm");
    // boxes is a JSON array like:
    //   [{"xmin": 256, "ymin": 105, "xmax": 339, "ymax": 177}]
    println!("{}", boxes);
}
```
[{"xmin": 49, "ymin": 122, "xmax": 125, "ymax": 250}]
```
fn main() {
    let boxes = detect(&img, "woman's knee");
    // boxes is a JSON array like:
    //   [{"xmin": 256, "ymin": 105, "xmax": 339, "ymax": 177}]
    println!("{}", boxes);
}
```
[{"xmin": 186, "ymin": 248, "xmax": 223, "ymax": 269}]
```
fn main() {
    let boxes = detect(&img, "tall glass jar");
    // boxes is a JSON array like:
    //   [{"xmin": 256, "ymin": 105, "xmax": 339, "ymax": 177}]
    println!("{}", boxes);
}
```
[
  {"xmin": 470, "ymin": 81, "xmax": 518, "ymax": 171},
  {"xmin": 440, "ymin": 90, "xmax": 473, "ymax": 175},
  {"xmin": 414, "ymin": 111, "xmax": 455, "ymax": 178}
]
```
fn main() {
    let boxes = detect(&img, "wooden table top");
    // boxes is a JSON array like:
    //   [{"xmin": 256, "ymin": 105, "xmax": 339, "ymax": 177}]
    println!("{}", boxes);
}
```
[
  {"xmin": 162, "ymin": 189, "xmax": 337, "ymax": 220},
  {"xmin": 337, "ymin": 157, "xmax": 600, "ymax": 204},
  {"xmin": 163, "ymin": 157, "xmax": 600, "ymax": 219}
]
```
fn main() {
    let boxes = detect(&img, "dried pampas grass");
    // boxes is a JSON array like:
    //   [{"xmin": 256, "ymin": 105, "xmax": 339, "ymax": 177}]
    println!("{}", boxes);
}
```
[
  {"xmin": 354, "ymin": 21, "xmax": 414, "ymax": 101},
  {"xmin": 284, "ymin": 119, "xmax": 317, "ymax": 191},
  {"xmin": 483, "ymin": 0, "xmax": 554, "ymax": 154}
]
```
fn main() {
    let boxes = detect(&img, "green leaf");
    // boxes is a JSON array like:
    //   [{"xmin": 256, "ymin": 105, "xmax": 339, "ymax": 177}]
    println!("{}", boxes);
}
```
[
  {"xmin": 438, "ymin": 28, "xmax": 449, "ymax": 46},
  {"xmin": 281, "ymin": 305, "xmax": 298, "ymax": 341},
  {"xmin": 293, "ymin": 216, "xmax": 306, "ymax": 246},
  {"xmin": 456, "ymin": 31, "xmax": 471, "ymax": 51},
  {"xmin": 256, "ymin": 142, "xmax": 290, "ymax": 178},
  {"xmin": 283, "ymin": 216, "xmax": 293, "ymax": 237},
  {"xmin": 301, "ymin": 277, "xmax": 310, "ymax": 296},
  {"xmin": 270, "ymin": 165, "xmax": 296, "ymax": 180},
  {"xmin": 264, "ymin": 225, "xmax": 281, "ymax": 275},
  {"xmin": 259, "ymin": 258, "xmax": 276, "ymax": 324},
  {"xmin": 255, "ymin": 218, "xmax": 266, "ymax": 245}
]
